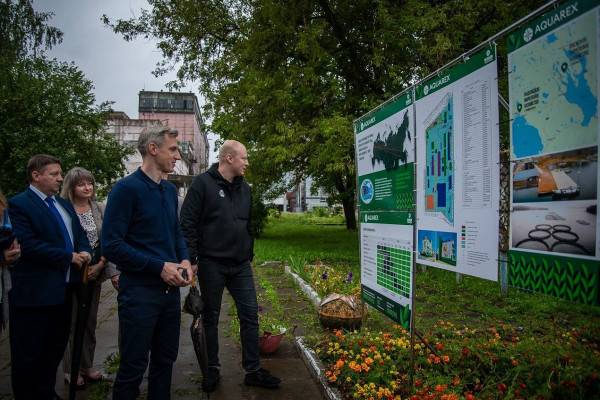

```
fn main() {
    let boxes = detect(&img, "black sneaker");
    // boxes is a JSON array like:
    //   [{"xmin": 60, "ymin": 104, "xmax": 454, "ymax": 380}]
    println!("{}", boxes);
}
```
[
  {"xmin": 244, "ymin": 368, "xmax": 281, "ymax": 388},
  {"xmin": 202, "ymin": 367, "xmax": 221, "ymax": 392}
]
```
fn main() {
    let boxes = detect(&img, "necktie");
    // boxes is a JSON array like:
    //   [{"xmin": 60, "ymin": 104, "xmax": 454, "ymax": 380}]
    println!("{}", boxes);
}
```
[{"xmin": 45, "ymin": 197, "xmax": 74, "ymax": 254}]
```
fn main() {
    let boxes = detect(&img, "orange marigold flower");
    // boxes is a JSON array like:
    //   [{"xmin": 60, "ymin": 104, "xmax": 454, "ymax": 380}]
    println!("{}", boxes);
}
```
[
  {"xmin": 335, "ymin": 330, "xmax": 343, "ymax": 338},
  {"xmin": 435, "ymin": 342, "xmax": 444, "ymax": 351},
  {"xmin": 452, "ymin": 376, "xmax": 461, "ymax": 386},
  {"xmin": 441, "ymin": 394, "xmax": 458, "ymax": 400},
  {"xmin": 328, "ymin": 374, "xmax": 337, "ymax": 382},
  {"xmin": 336, "ymin": 360, "xmax": 345, "ymax": 369},
  {"xmin": 442, "ymin": 355, "xmax": 450, "ymax": 363},
  {"xmin": 435, "ymin": 384, "xmax": 447, "ymax": 392},
  {"xmin": 365, "ymin": 357, "xmax": 374, "ymax": 365},
  {"xmin": 433, "ymin": 356, "xmax": 441, "ymax": 364}
]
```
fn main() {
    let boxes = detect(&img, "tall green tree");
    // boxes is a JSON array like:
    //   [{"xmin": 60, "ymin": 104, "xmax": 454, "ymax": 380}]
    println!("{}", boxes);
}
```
[
  {"xmin": 104, "ymin": 0, "xmax": 546, "ymax": 229},
  {"xmin": 0, "ymin": 0, "xmax": 131, "ymax": 196},
  {"xmin": 0, "ymin": 57, "xmax": 132, "ymax": 195}
]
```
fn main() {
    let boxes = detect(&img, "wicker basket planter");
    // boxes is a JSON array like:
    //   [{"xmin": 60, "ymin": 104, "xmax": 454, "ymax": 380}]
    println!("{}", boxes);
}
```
[{"xmin": 318, "ymin": 293, "xmax": 365, "ymax": 330}]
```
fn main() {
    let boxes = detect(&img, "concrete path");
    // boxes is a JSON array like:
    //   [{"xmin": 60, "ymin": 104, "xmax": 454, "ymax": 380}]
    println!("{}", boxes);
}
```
[{"xmin": 0, "ymin": 283, "xmax": 323, "ymax": 399}]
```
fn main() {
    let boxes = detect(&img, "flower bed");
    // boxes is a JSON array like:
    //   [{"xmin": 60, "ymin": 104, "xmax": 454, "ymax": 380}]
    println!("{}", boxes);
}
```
[
  {"xmin": 318, "ymin": 321, "xmax": 600, "ymax": 400},
  {"xmin": 289, "ymin": 259, "xmax": 360, "ymax": 297}
]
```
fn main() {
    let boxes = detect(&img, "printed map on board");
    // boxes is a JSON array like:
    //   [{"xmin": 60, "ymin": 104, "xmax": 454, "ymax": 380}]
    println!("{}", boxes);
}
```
[
  {"xmin": 424, "ymin": 93, "xmax": 454, "ymax": 225},
  {"xmin": 509, "ymin": 10, "xmax": 598, "ymax": 159}
]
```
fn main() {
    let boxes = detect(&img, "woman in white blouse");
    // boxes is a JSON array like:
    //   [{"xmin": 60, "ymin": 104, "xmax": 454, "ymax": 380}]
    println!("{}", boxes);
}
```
[{"xmin": 60, "ymin": 167, "xmax": 119, "ymax": 387}]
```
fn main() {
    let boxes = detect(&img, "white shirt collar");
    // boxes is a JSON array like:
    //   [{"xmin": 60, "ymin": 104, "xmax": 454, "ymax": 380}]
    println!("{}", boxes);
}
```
[{"xmin": 29, "ymin": 184, "xmax": 54, "ymax": 202}]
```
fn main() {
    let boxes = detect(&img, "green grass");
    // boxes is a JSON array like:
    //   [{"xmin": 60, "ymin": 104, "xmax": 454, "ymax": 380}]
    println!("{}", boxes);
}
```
[
  {"xmin": 254, "ymin": 213, "xmax": 359, "ymax": 265},
  {"xmin": 254, "ymin": 213, "xmax": 600, "ymax": 399}
]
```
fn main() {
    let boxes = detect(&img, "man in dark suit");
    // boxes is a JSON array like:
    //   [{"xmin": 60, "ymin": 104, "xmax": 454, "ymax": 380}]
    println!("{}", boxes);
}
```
[{"xmin": 8, "ymin": 154, "xmax": 92, "ymax": 400}]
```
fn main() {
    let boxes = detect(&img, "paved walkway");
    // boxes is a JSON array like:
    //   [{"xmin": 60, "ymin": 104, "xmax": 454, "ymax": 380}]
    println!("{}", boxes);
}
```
[{"xmin": 0, "ymin": 283, "xmax": 322, "ymax": 399}]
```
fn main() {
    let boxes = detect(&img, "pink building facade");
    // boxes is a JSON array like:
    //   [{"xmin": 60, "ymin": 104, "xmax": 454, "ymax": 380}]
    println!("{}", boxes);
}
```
[{"xmin": 138, "ymin": 91, "xmax": 209, "ymax": 174}]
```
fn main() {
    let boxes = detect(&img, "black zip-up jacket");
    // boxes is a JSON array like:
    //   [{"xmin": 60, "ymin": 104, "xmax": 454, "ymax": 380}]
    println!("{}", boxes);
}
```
[{"xmin": 180, "ymin": 163, "xmax": 253, "ymax": 265}]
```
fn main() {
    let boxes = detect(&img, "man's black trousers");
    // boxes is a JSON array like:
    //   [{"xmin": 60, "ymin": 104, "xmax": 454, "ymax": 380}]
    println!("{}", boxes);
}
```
[
  {"xmin": 113, "ymin": 284, "xmax": 180, "ymax": 400},
  {"xmin": 9, "ymin": 300, "xmax": 71, "ymax": 399},
  {"xmin": 198, "ymin": 259, "xmax": 260, "ymax": 372}
]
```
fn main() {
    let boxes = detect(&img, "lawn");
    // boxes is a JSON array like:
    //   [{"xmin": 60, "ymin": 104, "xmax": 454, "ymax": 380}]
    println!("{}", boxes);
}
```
[{"xmin": 254, "ymin": 213, "xmax": 600, "ymax": 400}]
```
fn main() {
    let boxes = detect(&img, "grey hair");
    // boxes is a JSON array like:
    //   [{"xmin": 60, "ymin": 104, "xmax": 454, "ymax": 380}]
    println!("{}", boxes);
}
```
[
  {"xmin": 137, "ymin": 126, "xmax": 179, "ymax": 157},
  {"xmin": 61, "ymin": 167, "xmax": 96, "ymax": 203}
]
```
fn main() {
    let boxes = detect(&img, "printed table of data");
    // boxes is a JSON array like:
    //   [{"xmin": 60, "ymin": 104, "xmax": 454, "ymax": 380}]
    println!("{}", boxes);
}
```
[{"xmin": 376, "ymin": 243, "xmax": 411, "ymax": 298}]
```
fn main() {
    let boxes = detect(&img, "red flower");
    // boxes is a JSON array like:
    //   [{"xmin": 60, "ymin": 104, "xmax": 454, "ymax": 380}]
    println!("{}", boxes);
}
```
[
  {"xmin": 497, "ymin": 383, "xmax": 507, "ymax": 393},
  {"xmin": 435, "ymin": 342, "xmax": 444, "ymax": 351}
]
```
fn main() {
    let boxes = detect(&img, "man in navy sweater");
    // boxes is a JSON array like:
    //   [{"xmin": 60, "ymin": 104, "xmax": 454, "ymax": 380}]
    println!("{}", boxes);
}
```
[{"xmin": 102, "ymin": 126, "xmax": 193, "ymax": 399}]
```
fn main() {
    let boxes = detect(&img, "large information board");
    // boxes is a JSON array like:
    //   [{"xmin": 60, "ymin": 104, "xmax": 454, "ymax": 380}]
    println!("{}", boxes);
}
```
[
  {"xmin": 508, "ymin": 0, "xmax": 600, "ymax": 260},
  {"xmin": 355, "ymin": 92, "xmax": 414, "ymax": 329},
  {"xmin": 415, "ymin": 47, "xmax": 500, "ymax": 281},
  {"xmin": 507, "ymin": 0, "xmax": 600, "ymax": 304}
]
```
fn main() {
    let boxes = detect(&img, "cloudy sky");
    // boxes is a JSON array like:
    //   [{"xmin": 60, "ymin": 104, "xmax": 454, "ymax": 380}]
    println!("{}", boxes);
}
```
[{"xmin": 33, "ymin": 0, "xmax": 218, "ymax": 161}]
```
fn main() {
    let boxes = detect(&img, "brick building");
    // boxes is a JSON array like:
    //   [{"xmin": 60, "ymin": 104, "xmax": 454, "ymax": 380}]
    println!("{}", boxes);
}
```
[{"xmin": 138, "ymin": 91, "xmax": 209, "ymax": 174}]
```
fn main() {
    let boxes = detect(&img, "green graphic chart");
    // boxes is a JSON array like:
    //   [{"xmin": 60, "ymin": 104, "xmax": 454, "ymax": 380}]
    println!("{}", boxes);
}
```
[{"xmin": 376, "ymin": 243, "xmax": 411, "ymax": 298}]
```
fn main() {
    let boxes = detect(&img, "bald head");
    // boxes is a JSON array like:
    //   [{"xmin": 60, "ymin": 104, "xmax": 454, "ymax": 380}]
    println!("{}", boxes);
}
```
[
  {"xmin": 218, "ymin": 140, "xmax": 245, "ymax": 160},
  {"xmin": 217, "ymin": 140, "xmax": 249, "ymax": 181}
]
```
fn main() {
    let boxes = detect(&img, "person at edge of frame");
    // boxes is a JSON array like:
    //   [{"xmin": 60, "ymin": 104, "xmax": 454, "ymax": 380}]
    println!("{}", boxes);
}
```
[
  {"xmin": 8, "ymin": 154, "xmax": 92, "ymax": 400},
  {"xmin": 180, "ymin": 139, "xmax": 281, "ymax": 392},
  {"xmin": 0, "ymin": 187, "xmax": 21, "ymax": 335},
  {"xmin": 102, "ymin": 126, "xmax": 193, "ymax": 400}
]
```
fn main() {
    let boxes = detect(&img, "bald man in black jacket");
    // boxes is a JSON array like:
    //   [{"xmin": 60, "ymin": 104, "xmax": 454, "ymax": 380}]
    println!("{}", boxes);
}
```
[{"xmin": 180, "ymin": 140, "xmax": 281, "ymax": 393}]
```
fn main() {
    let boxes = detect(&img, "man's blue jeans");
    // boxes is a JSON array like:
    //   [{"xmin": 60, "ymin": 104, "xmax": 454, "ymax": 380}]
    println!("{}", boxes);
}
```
[{"xmin": 197, "ymin": 259, "xmax": 260, "ymax": 372}]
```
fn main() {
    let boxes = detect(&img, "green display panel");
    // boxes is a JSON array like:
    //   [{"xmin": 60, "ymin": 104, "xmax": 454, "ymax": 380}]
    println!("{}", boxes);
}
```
[
  {"xmin": 358, "ymin": 164, "xmax": 414, "ymax": 211},
  {"xmin": 509, "ymin": 250, "xmax": 600, "ymax": 305},
  {"xmin": 362, "ymin": 285, "xmax": 411, "ymax": 329}
]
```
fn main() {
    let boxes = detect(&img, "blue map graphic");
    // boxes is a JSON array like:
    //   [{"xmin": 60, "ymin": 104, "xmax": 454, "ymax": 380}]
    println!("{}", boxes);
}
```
[{"xmin": 509, "ymin": 10, "xmax": 598, "ymax": 159}]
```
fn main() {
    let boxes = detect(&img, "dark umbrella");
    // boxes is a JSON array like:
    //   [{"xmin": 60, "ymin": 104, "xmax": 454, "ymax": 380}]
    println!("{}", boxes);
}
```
[
  {"xmin": 69, "ymin": 258, "xmax": 96, "ymax": 400},
  {"xmin": 183, "ymin": 279, "xmax": 209, "ymax": 385}
]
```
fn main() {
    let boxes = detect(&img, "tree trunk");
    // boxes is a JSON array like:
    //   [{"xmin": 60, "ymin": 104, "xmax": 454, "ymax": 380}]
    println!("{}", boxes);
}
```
[{"xmin": 342, "ymin": 194, "xmax": 357, "ymax": 230}]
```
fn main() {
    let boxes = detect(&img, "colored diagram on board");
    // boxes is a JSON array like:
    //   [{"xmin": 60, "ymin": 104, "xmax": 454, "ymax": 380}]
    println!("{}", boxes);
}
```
[
  {"xmin": 424, "ymin": 93, "xmax": 454, "ymax": 225},
  {"xmin": 376, "ymin": 243, "xmax": 411, "ymax": 298},
  {"xmin": 509, "ymin": 9, "xmax": 598, "ymax": 159}
]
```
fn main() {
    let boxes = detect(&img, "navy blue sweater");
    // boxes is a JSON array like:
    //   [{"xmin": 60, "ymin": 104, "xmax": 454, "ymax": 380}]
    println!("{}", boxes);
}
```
[{"xmin": 102, "ymin": 168, "xmax": 189, "ymax": 287}]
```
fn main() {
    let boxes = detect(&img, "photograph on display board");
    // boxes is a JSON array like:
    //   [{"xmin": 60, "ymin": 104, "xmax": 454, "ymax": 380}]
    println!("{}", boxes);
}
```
[
  {"xmin": 417, "ymin": 229, "xmax": 457, "ymax": 267},
  {"xmin": 511, "ymin": 200, "xmax": 597, "ymax": 257},
  {"xmin": 512, "ymin": 146, "xmax": 598, "ymax": 203}
]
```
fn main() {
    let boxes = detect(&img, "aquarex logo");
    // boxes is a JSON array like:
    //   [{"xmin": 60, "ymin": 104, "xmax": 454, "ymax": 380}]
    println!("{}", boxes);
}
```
[{"xmin": 360, "ymin": 179, "xmax": 374, "ymax": 204}]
